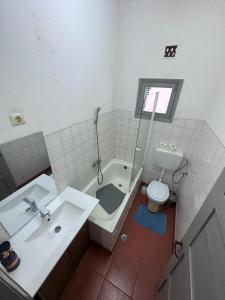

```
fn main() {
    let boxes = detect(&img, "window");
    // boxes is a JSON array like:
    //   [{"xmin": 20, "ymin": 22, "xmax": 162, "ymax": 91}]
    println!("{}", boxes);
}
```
[{"xmin": 135, "ymin": 78, "xmax": 183, "ymax": 122}]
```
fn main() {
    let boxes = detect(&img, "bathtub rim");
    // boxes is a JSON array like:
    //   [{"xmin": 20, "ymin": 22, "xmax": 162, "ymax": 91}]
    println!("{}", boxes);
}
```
[
  {"xmin": 82, "ymin": 158, "xmax": 143, "ymax": 233},
  {"xmin": 82, "ymin": 158, "xmax": 132, "ymax": 194}
]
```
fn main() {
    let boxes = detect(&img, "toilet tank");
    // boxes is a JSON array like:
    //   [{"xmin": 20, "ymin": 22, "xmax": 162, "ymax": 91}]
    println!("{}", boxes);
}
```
[{"xmin": 154, "ymin": 144, "xmax": 183, "ymax": 170}]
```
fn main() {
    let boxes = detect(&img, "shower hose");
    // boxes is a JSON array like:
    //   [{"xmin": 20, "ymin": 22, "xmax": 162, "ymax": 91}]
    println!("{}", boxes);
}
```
[{"xmin": 95, "ymin": 121, "xmax": 104, "ymax": 185}]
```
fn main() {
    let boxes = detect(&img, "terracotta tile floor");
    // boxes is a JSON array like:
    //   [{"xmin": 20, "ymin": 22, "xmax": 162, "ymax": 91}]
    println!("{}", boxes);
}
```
[{"xmin": 61, "ymin": 191, "xmax": 175, "ymax": 300}]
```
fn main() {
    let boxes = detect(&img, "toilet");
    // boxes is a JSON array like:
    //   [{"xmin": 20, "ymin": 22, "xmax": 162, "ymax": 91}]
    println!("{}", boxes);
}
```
[{"xmin": 147, "ymin": 144, "xmax": 183, "ymax": 213}]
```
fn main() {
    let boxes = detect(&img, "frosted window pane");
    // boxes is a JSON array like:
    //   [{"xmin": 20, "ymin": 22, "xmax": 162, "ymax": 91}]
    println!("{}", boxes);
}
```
[{"xmin": 143, "ymin": 87, "xmax": 173, "ymax": 114}]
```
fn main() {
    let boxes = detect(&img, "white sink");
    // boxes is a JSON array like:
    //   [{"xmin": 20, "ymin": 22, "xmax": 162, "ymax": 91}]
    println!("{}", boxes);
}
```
[
  {"xmin": 6, "ymin": 187, "xmax": 99, "ymax": 297},
  {"xmin": 25, "ymin": 202, "xmax": 84, "ymax": 255}
]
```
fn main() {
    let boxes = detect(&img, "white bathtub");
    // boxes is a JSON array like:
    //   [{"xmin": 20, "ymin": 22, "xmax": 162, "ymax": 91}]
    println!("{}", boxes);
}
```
[{"xmin": 82, "ymin": 158, "xmax": 143, "ymax": 251}]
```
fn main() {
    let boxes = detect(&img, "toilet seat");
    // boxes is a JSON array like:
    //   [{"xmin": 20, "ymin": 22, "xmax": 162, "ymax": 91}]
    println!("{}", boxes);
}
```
[{"xmin": 147, "ymin": 180, "xmax": 169, "ymax": 204}]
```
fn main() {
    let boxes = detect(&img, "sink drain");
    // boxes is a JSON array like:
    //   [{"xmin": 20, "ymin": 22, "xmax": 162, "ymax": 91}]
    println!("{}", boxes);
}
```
[
  {"xmin": 121, "ymin": 233, "xmax": 128, "ymax": 242},
  {"xmin": 54, "ymin": 226, "xmax": 61, "ymax": 233},
  {"xmin": 119, "ymin": 184, "xmax": 122, "ymax": 187}
]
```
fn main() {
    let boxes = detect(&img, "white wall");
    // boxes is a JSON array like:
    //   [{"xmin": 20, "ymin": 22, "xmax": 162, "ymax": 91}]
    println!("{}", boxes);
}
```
[
  {"xmin": 0, "ymin": 0, "xmax": 119, "ymax": 143},
  {"xmin": 114, "ymin": 0, "xmax": 225, "ymax": 242},
  {"xmin": 115, "ymin": 0, "xmax": 225, "ymax": 120},
  {"xmin": 2, "ymin": 0, "xmax": 225, "ymax": 144},
  {"xmin": 176, "ymin": 122, "xmax": 225, "ymax": 240},
  {"xmin": 207, "ymin": 85, "xmax": 225, "ymax": 146}
]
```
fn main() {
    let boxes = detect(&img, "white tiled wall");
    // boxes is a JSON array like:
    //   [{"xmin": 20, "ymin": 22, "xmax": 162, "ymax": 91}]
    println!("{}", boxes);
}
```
[
  {"xmin": 45, "ymin": 109, "xmax": 225, "ymax": 243},
  {"xmin": 142, "ymin": 118, "xmax": 205, "ymax": 189},
  {"xmin": 175, "ymin": 123, "xmax": 225, "ymax": 240},
  {"xmin": 0, "ymin": 132, "xmax": 50, "ymax": 186},
  {"xmin": 112, "ymin": 110, "xmax": 205, "ymax": 190},
  {"xmin": 45, "ymin": 112, "xmax": 114, "ymax": 192},
  {"xmin": 114, "ymin": 110, "xmax": 139, "ymax": 161},
  {"xmin": 46, "ymin": 109, "xmax": 206, "ymax": 193}
]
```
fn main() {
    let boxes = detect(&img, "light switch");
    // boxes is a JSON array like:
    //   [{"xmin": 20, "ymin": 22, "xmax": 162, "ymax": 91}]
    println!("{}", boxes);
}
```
[{"xmin": 9, "ymin": 113, "xmax": 25, "ymax": 126}]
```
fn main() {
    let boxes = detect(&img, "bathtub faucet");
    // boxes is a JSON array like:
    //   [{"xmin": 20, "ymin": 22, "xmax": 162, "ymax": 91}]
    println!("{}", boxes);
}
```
[{"xmin": 92, "ymin": 159, "xmax": 102, "ymax": 168}]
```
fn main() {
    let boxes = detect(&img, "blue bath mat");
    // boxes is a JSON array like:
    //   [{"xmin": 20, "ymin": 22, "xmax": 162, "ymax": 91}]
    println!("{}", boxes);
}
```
[{"xmin": 135, "ymin": 204, "xmax": 167, "ymax": 235}]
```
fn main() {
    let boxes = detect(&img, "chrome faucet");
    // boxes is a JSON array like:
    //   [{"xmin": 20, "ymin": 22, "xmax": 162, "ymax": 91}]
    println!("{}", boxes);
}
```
[
  {"xmin": 39, "ymin": 207, "xmax": 51, "ymax": 221},
  {"xmin": 23, "ymin": 197, "xmax": 51, "ymax": 221},
  {"xmin": 23, "ymin": 197, "xmax": 38, "ymax": 212},
  {"xmin": 92, "ymin": 159, "xmax": 102, "ymax": 168}
]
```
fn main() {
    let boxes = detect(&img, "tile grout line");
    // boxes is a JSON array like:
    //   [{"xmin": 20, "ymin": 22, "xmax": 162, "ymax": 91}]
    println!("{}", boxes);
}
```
[
  {"xmin": 94, "ymin": 270, "xmax": 105, "ymax": 300},
  {"xmin": 131, "ymin": 258, "xmax": 142, "ymax": 300},
  {"xmin": 103, "ymin": 279, "xmax": 133, "ymax": 299}
]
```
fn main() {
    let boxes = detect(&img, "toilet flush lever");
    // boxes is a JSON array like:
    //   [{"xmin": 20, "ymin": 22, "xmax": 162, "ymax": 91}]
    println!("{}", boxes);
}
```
[{"xmin": 135, "ymin": 148, "xmax": 141, "ymax": 152}]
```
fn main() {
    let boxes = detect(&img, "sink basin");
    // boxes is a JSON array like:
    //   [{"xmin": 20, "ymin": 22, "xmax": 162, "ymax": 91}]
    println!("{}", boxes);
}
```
[
  {"xmin": 25, "ymin": 201, "xmax": 84, "ymax": 256},
  {"xmin": 5, "ymin": 187, "xmax": 99, "ymax": 297}
]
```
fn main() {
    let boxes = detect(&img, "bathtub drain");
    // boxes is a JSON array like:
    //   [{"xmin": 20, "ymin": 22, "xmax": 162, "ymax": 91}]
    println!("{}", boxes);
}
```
[{"xmin": 121, "ymin": 233, "xmax": 128, "ymax": 242}]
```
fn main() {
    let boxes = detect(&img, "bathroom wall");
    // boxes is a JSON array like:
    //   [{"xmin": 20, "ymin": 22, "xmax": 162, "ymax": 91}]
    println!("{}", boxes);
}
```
[
  {"xmin": 0, "ymin": 0, "xmax": 119, "ymax": 143},
  {"xmin": 45, "ymin": 112, "xmax": 115, "ymax": 191},
  {"xmin": 113, "ymin": 110, "xmax": 205, "ymax": 188},
  {"xmin": 175, "ymin": 123, "xmax": 225, "ymax": 240},
  {"xmin": 0, "ymin": 132, "xmax": 50, "ymax": 186},
  {"xmin": 142, "ymin": 118, "xmax": 205, "ymax": 187},
  {"xmin": 2, "ymin": 0, "xmax": 225, "ymax": 244},
  {"xmin": 113, "ymin": 0, "xmax": 225, "ymax": 242},
  {"xmin": 114, "ymin": 0, "xmax": 225, "ymax": 121},
  {"xmin": 114, "ymin": 110, "xmax": 139, "ymax": 162},
  {"xmin": 207, "ymin": 85, "xmax": 225, "ymax": 147}
]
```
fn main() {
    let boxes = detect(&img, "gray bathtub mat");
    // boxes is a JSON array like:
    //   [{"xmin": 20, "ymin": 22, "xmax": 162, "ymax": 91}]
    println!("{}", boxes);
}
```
[{"xmin": 96, "ymin": 183, "xmax": 126, "ymax": 214}]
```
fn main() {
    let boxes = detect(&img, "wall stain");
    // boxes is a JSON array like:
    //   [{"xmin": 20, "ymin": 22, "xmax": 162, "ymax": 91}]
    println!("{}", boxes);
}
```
[
  {"xmin": 31, "ymin": 11, "xmax": 42, "ymax": 53},
  {"xmin": 50, "ymin": 49, "xmax": 56, "ymax": 56}
]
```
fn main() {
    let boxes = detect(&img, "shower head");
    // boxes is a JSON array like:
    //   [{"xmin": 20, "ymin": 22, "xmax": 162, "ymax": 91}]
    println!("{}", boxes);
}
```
[{"xmin": 94, "ymin": 107, "xmax": 101, "ymax": 124}]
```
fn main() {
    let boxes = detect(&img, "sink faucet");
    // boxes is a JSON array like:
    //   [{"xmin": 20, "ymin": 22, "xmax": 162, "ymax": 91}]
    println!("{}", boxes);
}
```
[
  {"xmin": 23, "ymin": 197, "xmax": 38, "ymax": 212},
  {"xmin": 39, "ymin": 207, "xmax": 51, "ymax": 221},
  {"xmin": 23, "ymin": 197, "xmax": 51, "ymax": 221}
]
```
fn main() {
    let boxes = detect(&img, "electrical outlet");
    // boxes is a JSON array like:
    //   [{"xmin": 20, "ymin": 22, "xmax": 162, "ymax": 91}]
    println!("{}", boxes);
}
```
[{"xmin": 9, "ymin": 113, "xmax": 25, "ymax": 126}]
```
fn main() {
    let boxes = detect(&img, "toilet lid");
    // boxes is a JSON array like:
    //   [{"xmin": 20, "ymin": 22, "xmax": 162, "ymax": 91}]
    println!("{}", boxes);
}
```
[{"xmin": 147, "ymin": 180, "xmax": 169, "ymax": 203}]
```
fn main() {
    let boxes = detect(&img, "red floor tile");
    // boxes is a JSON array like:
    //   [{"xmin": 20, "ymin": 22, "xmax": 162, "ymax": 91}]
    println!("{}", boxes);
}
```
[
  {"xmin": 82, "ymin": 242, "xmax": 113, "ymax": 277},
  {"xmin": 133, "ymin": 264, "xmax": 158, "ymax": 300},
  {"xmin": 61, "ymin": 260, "xmax": 103, "ymax": 300},
  {"xmin": 115, "ymin": 216, "xmax": 147, "ymax": 261},
  {"xmin": 106, "ymin": 251, "xmax": 139, "ymax": 297},
  {"xmin": 62, "ymin": 191, "xmax": 175, "ymax": 300},
  {"xmin": 127, "ymin": 193, "xmax": 147, "ymax": 218},
  {"xmin": 97, "ymin": 280, "xmax": 131, "ymax": 300},
  {"xmin": 139, "ymin": 238, "xmax": 162, "ymax": 277}
]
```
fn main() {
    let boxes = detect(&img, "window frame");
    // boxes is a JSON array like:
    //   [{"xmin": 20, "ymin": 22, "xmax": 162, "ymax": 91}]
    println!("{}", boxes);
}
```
[{"xmin": 135, "ymin": 78, "xmax": 184, "ymax": 123}]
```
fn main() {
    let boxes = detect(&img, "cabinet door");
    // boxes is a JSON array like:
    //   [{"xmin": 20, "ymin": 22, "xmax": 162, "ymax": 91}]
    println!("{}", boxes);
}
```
[
  {"xmin": 68, "ymin": 222, "xmax": 89, "ymax": 269},
  {"xmin": 38, "ymin": 223, "xmax": 90, "ymax": 300},
  {"xmin": 0, "ymin": 269, "xmax": 32, "ymax": 300},
  {"xmin": 38, "ymin": 251, "xmax": 73, "ymax": 300},
  {"xmin": 156, "ymin": 168, "xmax": 225, "ymax": 300}
]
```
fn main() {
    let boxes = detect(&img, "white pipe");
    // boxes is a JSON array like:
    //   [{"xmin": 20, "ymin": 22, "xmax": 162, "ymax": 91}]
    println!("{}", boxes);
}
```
[
  {"xmin": 143, "ymin": 92, "xmax": 159, "ymax": 182},
  {"xmin": 159, "ymin": 168, "xmax": 165, "ymax": 182}
]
